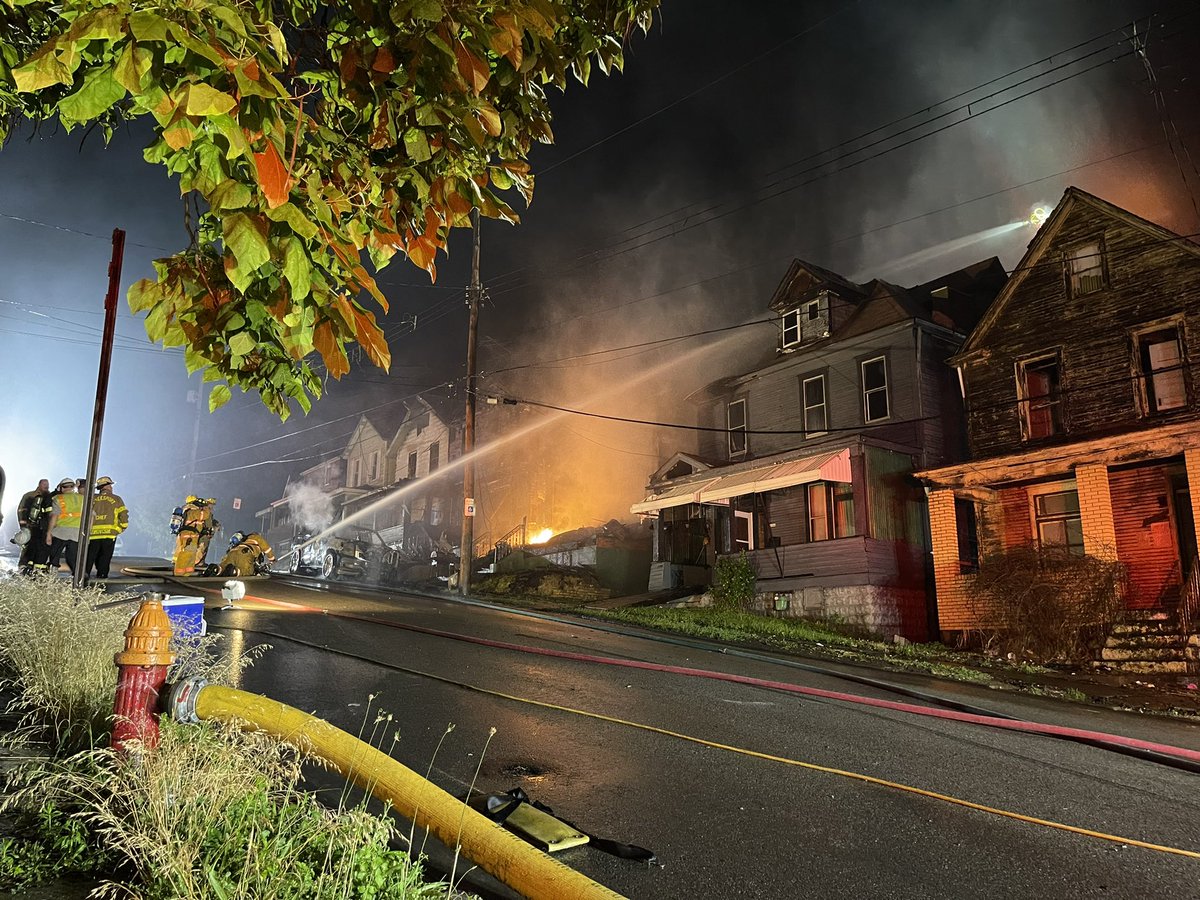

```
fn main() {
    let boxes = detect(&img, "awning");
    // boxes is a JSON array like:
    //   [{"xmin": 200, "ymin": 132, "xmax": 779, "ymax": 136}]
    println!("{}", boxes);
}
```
[
  {"xmin": 698, "ymin": 447, "xmax": 851, "ymax": 503},
  {"xmin": 630, "ymin": 447, "xmax": 852, "ymax": 514},
  {"xmin": 629, "ymin": 477, "xmax": 721, "ymax": 515}
]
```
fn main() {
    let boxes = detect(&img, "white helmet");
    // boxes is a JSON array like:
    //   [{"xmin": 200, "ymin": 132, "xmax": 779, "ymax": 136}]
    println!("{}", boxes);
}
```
[{"xmin": 13, "ymin": 527, "xmax": 31, "ymax": 546}]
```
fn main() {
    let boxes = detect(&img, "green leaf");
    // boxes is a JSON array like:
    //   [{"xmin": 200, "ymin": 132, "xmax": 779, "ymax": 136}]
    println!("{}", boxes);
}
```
[
  {"xmin": 412, "ymin": 0, "xmax": 443, "ymax": 22},
  {"xmin": 403, "ymin": 127, "xmax": 431, "ymax": 163},
  {"xmin": 144, "ymin": 302, "xmax": 169, "ymax": 342},
  {"xmin": 11, "ymin": 51, "xmax": 71, "ymax": 93},
  {"xmin": 265, "ymin": 202, "xmax": 318, "ymax": 241},
  {"xmin": 114, "ymin": 43, "xmax": 153, "ymax": 94},
  {"xmin": 59, "ymin": 66, "xmax": 126, "ymax": 125},
  {"xmin": 185, "ymin": 83, "xmax": 237, "ymax": 117},
  {"xmin": 127, "ymin": 278, "xmax": 161, "ymax": 313},
  {"xmin": 129, "ymin": 11, "xmax": 170, "ymax": 43},
  {"xmin": 229, "ymin": 332, "xmax": 255, "ymax": 356},
  {"xmin": 282, "ymin": 237, "xmax": 311, "ymax": 301},
  {"xmin": 210, "ymin": 178, "xmax": 252, "ymax": 211},
  {"xmin": 208, "ymin": 383, "xmax": 232, "ymax": 412},
  {"xmin": 222, "ymin": 212, "xmax": 270, "ymax": 275}
]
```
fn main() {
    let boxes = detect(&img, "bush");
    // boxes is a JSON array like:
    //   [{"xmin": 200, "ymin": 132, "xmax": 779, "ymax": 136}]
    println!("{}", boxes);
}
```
[
  {"xmin": 964, "ymin": 545, "xmax": 1125, "ymax": 664},
  {"xmin": 712, "ymin": 553, "xmax": 757, "ymax": 610}
]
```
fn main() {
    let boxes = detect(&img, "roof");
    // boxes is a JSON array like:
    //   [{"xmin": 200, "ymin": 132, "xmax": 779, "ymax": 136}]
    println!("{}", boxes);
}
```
[
  {"xmin": 955, "ymin": 186, "xmax": 1200, "ymax": 361},
  {"xmin": 767, "ymin": 258, "xmax": 867, "ymax": 312}
]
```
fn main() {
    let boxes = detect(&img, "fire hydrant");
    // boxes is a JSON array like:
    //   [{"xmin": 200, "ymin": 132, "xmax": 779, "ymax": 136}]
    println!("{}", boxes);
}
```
[{"xmin": 112, "ymin": 592, "xmax": 174, "ymax": 753}]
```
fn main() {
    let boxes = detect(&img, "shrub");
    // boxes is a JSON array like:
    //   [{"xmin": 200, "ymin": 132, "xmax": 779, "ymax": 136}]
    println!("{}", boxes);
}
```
[
  {"xmin": 712, "ymin": 553, "xmax": 757, "ymax": 610},
  {"xmin": 964, "ymin": 545, "xmax": 1125, "ymax": 664}
]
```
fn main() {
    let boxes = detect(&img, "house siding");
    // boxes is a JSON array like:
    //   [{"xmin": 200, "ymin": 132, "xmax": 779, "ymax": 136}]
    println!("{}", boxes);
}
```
[
  {"xmin": 1110, "ymin": 464, "xmax": 1182, "ymax": 608},
  {"xmin": 962, "ymin": 209, "xmax": 1200, "ymax": 461}
]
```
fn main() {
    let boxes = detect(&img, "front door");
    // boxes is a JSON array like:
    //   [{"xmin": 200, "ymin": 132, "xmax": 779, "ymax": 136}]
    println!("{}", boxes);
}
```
[{"xmin": 1172, "ymin": 474, "xmax": 1197, "ymax": 580}]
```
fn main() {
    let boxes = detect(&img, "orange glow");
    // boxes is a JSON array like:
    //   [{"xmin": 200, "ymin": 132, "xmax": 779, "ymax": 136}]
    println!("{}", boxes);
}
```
[{"xmin": 528, "ymin": 527, "xmax": 554, "ymax": 545}]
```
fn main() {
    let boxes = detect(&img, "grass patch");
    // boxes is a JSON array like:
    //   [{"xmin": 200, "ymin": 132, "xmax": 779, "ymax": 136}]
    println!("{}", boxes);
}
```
[{"xmin": 0, "ymin": 577, "xmax": 447, "ymax": 897}]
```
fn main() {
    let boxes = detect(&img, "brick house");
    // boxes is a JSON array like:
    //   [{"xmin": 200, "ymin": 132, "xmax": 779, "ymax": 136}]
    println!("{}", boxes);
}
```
[
  {"xmin": 917, "ymin": 187, "xmax": 1200, "ymax": 651},
  {"xmin": 631, "ymin": 255, "xmax": 1007, "ymax": 640}
]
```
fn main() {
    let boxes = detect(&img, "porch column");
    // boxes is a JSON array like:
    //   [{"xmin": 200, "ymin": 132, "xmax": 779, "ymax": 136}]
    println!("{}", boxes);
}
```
[
  {"xmin": 1184, "ymin": 449, "xmax": 1200, "ymax": 564},
  {"xmin": 927, "ymin": 488, "xmax": 966, "ymax": 632},
  {"xmin": 1075, "ymin": 463, "xmax": 1118, "ymax": 561}
]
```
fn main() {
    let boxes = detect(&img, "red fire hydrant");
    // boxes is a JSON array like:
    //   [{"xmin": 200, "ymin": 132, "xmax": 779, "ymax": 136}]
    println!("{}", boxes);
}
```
[{"xmin": 112, "ymin": 592, "xmax": 175, "ymax": 753}]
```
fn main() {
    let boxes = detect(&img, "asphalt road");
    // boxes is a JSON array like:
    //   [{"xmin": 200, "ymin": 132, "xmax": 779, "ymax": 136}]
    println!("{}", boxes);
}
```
[{"xmin": 170, "ymin": 576, "xmax": 1200, "ymax": 899}]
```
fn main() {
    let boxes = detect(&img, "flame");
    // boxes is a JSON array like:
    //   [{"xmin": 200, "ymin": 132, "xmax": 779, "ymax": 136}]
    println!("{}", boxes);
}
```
[{"xmin": 528, "ymin": 527, "xmax": 554, "ymax": 545}]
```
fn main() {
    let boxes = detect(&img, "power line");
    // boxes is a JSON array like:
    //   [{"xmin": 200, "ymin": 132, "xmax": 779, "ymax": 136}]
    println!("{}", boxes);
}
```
[{"xmin": 0, "ymin": 210, "xmax": 175, "ymax": 253}]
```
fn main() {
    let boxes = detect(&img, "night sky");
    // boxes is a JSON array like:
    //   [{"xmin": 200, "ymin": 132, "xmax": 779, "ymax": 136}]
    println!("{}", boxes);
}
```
[{"xmin": 3, "ymin": 0, "xmax": 1199, "ymax": 552}]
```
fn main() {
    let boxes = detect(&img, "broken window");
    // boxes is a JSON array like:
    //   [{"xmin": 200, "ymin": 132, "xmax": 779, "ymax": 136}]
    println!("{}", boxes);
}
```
[
  {"xmin": 806, "ymin": 298, "xmax": 821, "ymax": 320},
  {"xmin": 1032, "ymin": 488, "xmax": 1084, "ymax": 555},
  {"xmin": 955, "ymin": 497, "xmax": 979, "ymax": 573},
  {"xmin": 1137, "ymin": 326, "xmax": 1187, "ymax": 414},
  {"xmin": 1067, "ymin": 241, "xmax": 1104, "ymax": 296},
  {"xmin": 728, "ymin": 399, "xmax": 747, "ymax": 456},
  {"xmin": 782, "ymin": 310, "xmax": 801, "ymax": 348},
  {"xmin": 1018, "ymin": 353, "xmax": 1063, "ymax": 439},
  {"xmin": 861, "ymin": 356, "xmax": 889, "ymax": 422},
  {"xmin": 802, "ymin": 374, "xmax": 827, "ymax": 436}
]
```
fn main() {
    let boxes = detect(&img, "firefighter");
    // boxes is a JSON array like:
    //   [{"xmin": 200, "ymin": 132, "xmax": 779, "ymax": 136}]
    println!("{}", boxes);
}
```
[
  {"xmin": 45, "ymin": 478, "xmax": 84, "ymax": 573},
  {"xmin": 84, "ymin": 476, "xmax": 128, "ymax": 579},
  {"xmin": 15, "ymin": 479, "xmax": 53, "ymax": 574},
  {"xmin": 219, "ymin": 531, "xmax": 275, "ymax": 577},
  {"xmin": 172, "ymin": 496, "xmax": 220, "ymax": 575}
]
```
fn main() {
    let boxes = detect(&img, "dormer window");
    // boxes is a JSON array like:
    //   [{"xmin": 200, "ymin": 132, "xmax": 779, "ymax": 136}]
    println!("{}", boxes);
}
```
[
  {"xmin": 782, "ymin": 309, "xmax": 801, "ymax": 348},
  {"xmin": 806, "ymin": 298, "xmax": 821, "ymax": 320}
]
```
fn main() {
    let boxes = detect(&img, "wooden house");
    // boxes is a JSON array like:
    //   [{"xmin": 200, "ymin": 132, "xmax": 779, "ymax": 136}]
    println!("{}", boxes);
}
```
[
  {"xmin": 632, "ymin": 255, "xmax": 1007, "ymax": 640},
  {"xmin": 918, "ymin": 187, "xmax": 1200, "ymax": 662}
]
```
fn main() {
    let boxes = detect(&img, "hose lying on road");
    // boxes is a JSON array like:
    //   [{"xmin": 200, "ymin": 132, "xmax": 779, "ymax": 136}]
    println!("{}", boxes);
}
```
[
  {"xmin": 230, "ymin": 590, "xmax": 1200, "ymax": 773},
  {"xmin": 168, "ymin": 679, "xmax": 624, "ymax": 900}
]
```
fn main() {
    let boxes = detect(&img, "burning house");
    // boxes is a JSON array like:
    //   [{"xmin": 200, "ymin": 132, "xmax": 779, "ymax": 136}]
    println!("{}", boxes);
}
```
[{"xmin": 632, "ymin": 255, "xmax": 1007, "ymax": 641}]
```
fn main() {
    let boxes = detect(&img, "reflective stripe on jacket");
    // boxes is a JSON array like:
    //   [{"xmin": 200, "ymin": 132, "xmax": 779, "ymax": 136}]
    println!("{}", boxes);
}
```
[
  {"xmin": 52, "ymin": 493, "xmax": 84, "ymax": 530},
  {"xmin": 90, "ymin": 493, "xmax": 128, "ymax": 538}
]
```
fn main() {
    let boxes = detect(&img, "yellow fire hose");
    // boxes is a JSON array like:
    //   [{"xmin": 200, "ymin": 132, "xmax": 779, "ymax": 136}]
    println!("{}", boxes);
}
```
[{"xmin": 169, "ymin": 680, "xmax": 624, "ymax": 900}]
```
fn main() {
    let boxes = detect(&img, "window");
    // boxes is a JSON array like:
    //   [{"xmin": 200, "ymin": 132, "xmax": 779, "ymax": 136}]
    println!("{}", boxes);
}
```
[
  {"xmin": 428, "ymin": 442, "xmax": 440, "ymax": 473},
  {"xmin": 802, "ymin": 375, "xmax": 827, "ymax": 437},
  {"xmin": 955, "ymin": 498, "xmax": 979, "ymax": 573},
  {"xmin": 806, "ymin": 298, "xmax": 821, "ymax": 320},
  {"xmin": 861, "ymin": 356, "xmax": 889, "ymax": 422},
  {"xmin": 368, "ymin": 450, "xmax": 379, "ymax": 481},
  {"xmin": 1067, "ymin": 241, "xmax": 1104, "ymax": 295},
  {"xmin": 782, "ymin": 310, "xmax": 801, "ymax": 348},
  {"xmin": 1137, "ymin": 326, "xmax": 1187, "ymax": 414},
  {"xmin": 728, "ymin": 399, "xmax": 747, "ymax": 456},
  {"xmin": 733, "ymin": 509, "xmax": 754, "ymax": 551},
  {"xmin": 1018, "ymin": 353, "xmax": 1063, "ymax": 439},
  {"xmin": 407, "ymin": 451, "xmax": 418, "ymax": 479},
  {"xmin": 349, "ymin": 458, "xmax": 361, "ymax": 487},
  {"xmin": 430, "ymin": 497, "xmax": 443, "ymax": 526},
  {"xmin": 807, "ymin": 481, "xmax": 855, "ymax": 542},
  {"xmin": 1032, "ymin": 488, "xmax": 1084, "ymax": 555}
]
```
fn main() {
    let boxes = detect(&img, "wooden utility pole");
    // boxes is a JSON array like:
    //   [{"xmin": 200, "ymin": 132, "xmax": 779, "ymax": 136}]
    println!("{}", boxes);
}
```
[
  {"xmin": 459, "ymin": 209, "xmax": 481, "ymax": 596},
  {"xmin": 75, "ymin": 228, "xmax": 125, "ymax": 586}
]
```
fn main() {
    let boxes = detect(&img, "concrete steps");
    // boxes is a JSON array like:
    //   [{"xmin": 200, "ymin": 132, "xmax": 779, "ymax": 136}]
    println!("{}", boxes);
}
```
[{"xmin": 1093, "ymin": 608, "xmax": 1194, "ymax": 674}]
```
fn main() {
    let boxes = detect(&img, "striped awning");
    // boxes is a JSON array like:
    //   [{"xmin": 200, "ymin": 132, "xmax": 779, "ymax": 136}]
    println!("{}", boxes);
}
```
[{"xmin": 629, "ymin": 477, "xmax": 721, "ymax": 515}]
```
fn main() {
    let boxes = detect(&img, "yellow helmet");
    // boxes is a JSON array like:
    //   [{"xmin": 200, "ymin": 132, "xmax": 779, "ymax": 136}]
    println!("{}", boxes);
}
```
[{"xmin": 186, "ymin": 495, "xmax": 199, "ymax": 504}]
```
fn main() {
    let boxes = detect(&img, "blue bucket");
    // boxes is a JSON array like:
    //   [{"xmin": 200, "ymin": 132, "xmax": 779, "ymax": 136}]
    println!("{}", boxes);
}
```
[{"xmin": 163, "ymin": 595, "xmax": 206, "ymax": 638}]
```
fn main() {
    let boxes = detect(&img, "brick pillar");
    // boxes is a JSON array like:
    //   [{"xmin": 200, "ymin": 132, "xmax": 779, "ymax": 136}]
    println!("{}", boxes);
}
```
[
  {"xmin": 1075, "ymin": 464, "xmax": 1117, "ymax": 561},
  {"xmin": 927, "ymin": 489, "xmax": 964, "ymax": 631},
  {"xmin": 1184, "ymin": 449, "xmax": 1200, "ymax": 563}
]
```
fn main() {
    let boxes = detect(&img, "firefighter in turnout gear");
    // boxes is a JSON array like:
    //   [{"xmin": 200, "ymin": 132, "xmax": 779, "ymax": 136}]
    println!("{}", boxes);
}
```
[
  {"xmin": 46, "ymin": 478, "xmax": 84, "ymax": 573},
  {"xmin": 172, "ymin": 496, "xmax": 220, "ymax": 575},
  {"xmin": 85, "ymin": 477, "xmax": 127, "ymax": 579},
  {"xmin": 219, "ymin": 531, "xmax": 275, "ymax": 577}
]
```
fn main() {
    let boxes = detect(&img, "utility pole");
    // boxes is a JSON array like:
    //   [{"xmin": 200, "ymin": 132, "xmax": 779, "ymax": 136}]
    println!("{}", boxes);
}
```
[
  {"xmin": 75, "ymin": 228, "xmax": 125, "ymax": 587},
  {"xmin": 460, "ymin": 208, "xmax": 481, "ymax": 596}
]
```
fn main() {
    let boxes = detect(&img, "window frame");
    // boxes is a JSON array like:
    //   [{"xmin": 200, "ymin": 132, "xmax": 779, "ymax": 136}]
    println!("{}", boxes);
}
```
[
  {"xmin": 955, "ymin": 497, "xmax": 979, "ymax": 573},
  {"xmin": 1028, "ymin": 482, "xmax": 1084, "ymax": 556},
  {"xmin": 727, "ymin": 398, "xmax": 748, "ymax": 457},
  {"xmin": 407, "ymin": 451, "xmax": 418, "ymax": 479},
  {"xmin": 781, "ymin": 309, "xmax": 801, "ymax": 348},
  {"xmin": 801, "ymin": 373, "xmax": 828, "ymax": 438},
  {"xmin": 349, "ymin": 458, "xmax": 361, "ymax": 487},
  {"xmin": 860, "ymin": 355, "xmax": 890, "ymax": 424},
  {"xmin": 428, "ymin": 442, "xmax": 440, "ymax": 473},
  {"xmin": 1064, "ymin": 237, "xmax": 1107, "ymax": 297},
  {"xmin": 1131, "ymin": 319, "xmax": 1188, "ymax": 416},
  {"xmin": 1016, "ymin": 350, "xmax": 1065, "ymax": 440},
  {"xmin": 733, "ymin": 508, "xmax": 755, "ymax": 551},
  {"xmin": 368, "ymin": 450, "xmax": 380, "ymax": 481}
]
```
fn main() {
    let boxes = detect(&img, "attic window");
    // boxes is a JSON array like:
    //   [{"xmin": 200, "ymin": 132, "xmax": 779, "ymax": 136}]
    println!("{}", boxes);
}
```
[
  {"xmin": 1067, "ymin": 241, "xmax": 1105, "ymax": 296},
  {"xmin": 806, "ymin": 298, "xmax": 821, "ymax": 320},
  {"xmin": 782, "ymin": 310, "xmax": 801, "ymax": 347},
  {"xmin": 728, "ymin": 399, "xmax": 747, "ymax": 456}
]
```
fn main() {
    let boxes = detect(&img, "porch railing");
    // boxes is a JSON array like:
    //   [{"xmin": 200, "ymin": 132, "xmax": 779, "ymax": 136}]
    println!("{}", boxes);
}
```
[
  {"xmin": 490, "ymin": 518, "xmax": 528, "ymax": 565},
  {"xmin": 1180, "ymin": 555, "xmax": 1200, "ymax": 636}
]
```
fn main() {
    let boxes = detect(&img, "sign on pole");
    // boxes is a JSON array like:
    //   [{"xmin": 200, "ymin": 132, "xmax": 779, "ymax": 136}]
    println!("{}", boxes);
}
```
[
  {"xmin": 464, "ymin": 497, "xmax": 476, "ymax": 517},
  {"xmin": 232, "ymin": 497, "xmax": 242, "ymax": 510}
]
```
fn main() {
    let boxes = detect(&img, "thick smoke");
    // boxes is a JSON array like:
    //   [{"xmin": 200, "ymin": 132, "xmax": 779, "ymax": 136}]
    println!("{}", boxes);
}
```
[{"xmin": 286, "ymin": 483, "xmax": 335, "ymax": 534}]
